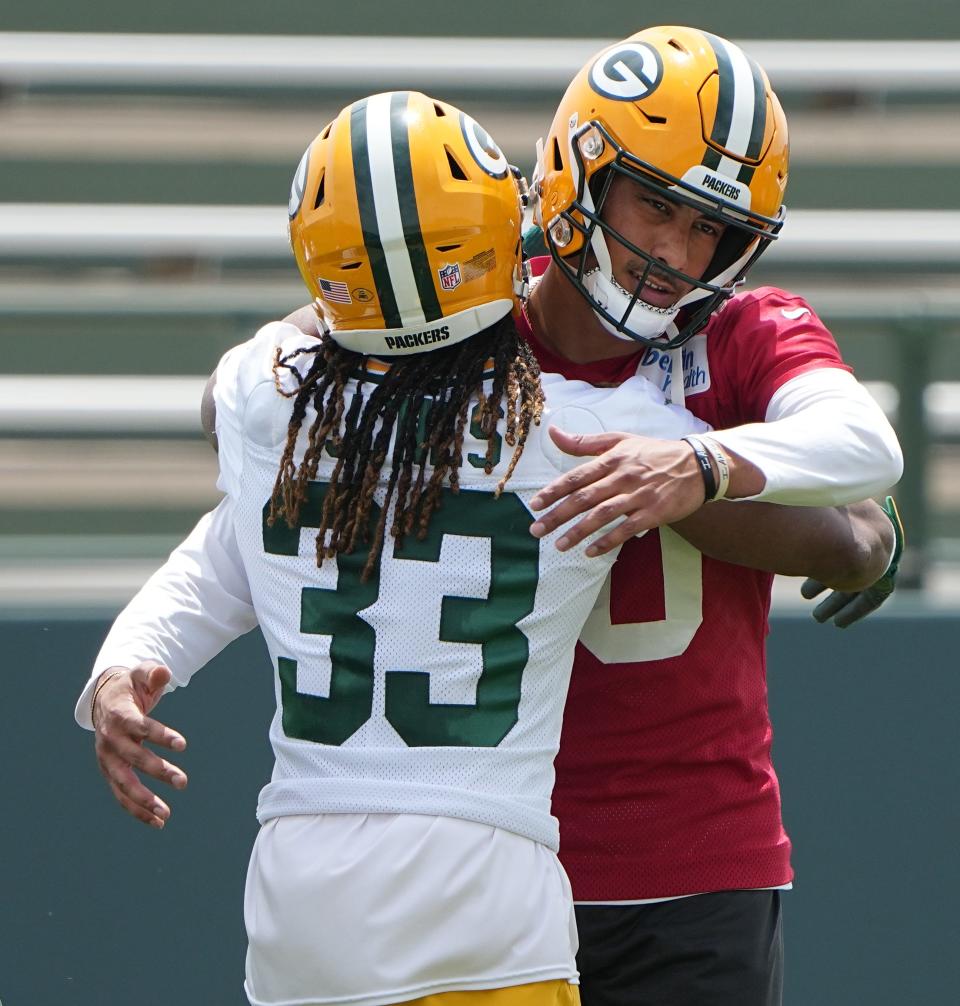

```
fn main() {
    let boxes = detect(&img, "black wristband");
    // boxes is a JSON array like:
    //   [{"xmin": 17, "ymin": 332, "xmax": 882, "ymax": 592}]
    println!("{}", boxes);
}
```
[{"xmin": 683, "ymin": 435, "xmax": 717, "ymax": 502}]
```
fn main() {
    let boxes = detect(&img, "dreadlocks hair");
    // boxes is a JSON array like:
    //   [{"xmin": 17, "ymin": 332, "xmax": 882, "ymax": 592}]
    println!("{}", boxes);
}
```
[{"xmin": 266, "ymin": 312, "xmax": 544, "ymax": 581}]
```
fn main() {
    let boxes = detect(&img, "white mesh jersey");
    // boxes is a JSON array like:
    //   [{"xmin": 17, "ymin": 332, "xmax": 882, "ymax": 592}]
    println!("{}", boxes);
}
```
[{"xmin": 215, "ymin": 322, "xmax": 709, "ymax": 850}]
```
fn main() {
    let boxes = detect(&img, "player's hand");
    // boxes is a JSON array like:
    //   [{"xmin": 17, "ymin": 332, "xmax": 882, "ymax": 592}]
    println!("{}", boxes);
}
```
[
  {"xmin": 801, "ymin": 496, "xmax": 904, "ymax": 628},
  {"xmin": 91, "ymin": 661, "xmax": 188, "ymax": 828},
  {"xmin": 528, "ymin": 428, "xmax": 706, "ymax": 556}
]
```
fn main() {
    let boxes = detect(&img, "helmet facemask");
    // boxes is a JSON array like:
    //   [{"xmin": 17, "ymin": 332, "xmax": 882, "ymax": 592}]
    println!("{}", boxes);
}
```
[{"xmin": 543, "ymin": 120, "xmax": 785, "ymax": 350}]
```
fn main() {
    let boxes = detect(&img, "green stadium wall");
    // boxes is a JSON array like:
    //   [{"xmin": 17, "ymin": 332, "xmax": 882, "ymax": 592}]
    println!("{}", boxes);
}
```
[
  {"xmin": 1, "ymin": 612, "xmax": 957, "ymax": 1005},
  {"xmin": 3, "ymin": 0, "xmax": 958, "ymax": 38}
]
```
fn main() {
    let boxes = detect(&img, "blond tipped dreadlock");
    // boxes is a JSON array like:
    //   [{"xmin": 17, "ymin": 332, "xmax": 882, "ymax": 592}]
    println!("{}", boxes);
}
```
[{"xmin": 266, "ymin": 314, "xmax": 543, "ymax": 581}]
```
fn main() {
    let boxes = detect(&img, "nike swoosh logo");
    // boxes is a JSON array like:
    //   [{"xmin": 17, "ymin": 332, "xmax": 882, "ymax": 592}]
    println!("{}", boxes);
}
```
[{"xmin": 781, "ymin": 307, "xmax": 811, "ymax": 320}]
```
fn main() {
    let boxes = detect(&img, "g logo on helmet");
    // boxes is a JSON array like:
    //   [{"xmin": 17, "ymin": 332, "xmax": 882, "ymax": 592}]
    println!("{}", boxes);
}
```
[
  {"xmin": 288, "ymin": 146, "xmax": 310, "ymax": 220},
  {"xmin": 589, "ymin": 43, "xmax": 663, "ymax": 102},
  {"xmin": 460, "ymin": 113, "xmax": 509, "ymax": 179}
]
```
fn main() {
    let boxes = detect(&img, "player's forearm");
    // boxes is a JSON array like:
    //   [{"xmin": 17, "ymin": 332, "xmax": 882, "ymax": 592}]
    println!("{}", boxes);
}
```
[{"xmin": 672, "ymin": 498, "xmax": 894, "ymax": 588}]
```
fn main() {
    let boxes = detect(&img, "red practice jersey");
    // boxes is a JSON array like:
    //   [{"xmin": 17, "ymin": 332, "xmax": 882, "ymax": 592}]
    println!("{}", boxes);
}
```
[{"xmin": 521, "ymin": 265, "xmax": 851, "ymax": 900}]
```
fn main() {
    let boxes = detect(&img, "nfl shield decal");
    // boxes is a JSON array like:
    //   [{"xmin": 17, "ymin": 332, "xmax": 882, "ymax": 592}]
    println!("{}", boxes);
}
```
[{"xmin": 438, "ymin": 263, "xmax": 462, "ymax": 291}]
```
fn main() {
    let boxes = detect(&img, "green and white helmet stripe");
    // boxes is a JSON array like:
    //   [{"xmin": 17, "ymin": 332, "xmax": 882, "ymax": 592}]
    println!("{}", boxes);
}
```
[
  {"xmin": 350, "ymin": 91, "xmax": 442, "ymax": 331},
  {"xmin": 700, "ymin": 32, "xmax": 769, "ymax": 185}
]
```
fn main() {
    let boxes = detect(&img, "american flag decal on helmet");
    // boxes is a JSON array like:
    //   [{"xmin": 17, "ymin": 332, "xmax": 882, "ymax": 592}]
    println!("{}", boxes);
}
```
[{"xmin": 318, "ymin": 277, "xmax": 352, "ymax": 304}]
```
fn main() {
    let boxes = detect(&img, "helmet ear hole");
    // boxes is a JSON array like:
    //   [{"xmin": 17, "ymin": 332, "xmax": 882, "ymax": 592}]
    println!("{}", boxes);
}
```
[
  {"xmin": 552, "ymin": 137, "xmax": 564, "ymax": 172},
  {"xmin": 587, "ymin": 166, "xmax": 612, "ymax": 205},
  {"xmin": 709, "ymin": 226, "xmax": 752, "ymax": 278},
  {"xmin": 314, "ymin": 172, "xmax": 326, "ymax": 209},
  {"xmin": 445, "ymin": 147, "xmax": 468, "ymax": 181}
]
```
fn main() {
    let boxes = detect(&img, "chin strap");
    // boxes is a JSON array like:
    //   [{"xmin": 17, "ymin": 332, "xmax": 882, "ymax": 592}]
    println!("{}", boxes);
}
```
[
  {"xmin": 667, "ymin": 347, "xmax": 685, "ymax": 407},
  {"xmin": 585, "ymin": 270, "xmax": 680, "ymax": 345}
]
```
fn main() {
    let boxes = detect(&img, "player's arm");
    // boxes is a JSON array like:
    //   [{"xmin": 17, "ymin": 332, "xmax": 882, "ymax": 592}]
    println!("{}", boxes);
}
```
[
  {"xmin": 77, "ymin": 502, "xmax": 257, "ymax": 828},
  {"xmin": 88, "ymin": 320, "xmax": 288, "ymax": 727},
  {"xmin": 798, "ymin": 496, "xmax": 904, "ymax": 626},
  {"xmin": 671, "ymin": 496, "xmax": 895, "ymax": 590},
  {"xmin": 81, "ymin": 330, "xmax": 281, "ymax": 824},
  {"xmin": 529, "ymin": 368, "xmax": 903, "ymax": 553},
  {"xmin": 75, "ymin": 502, "xmax": 257, "ymax": 730},
  {"xmin": 76, "ymin": 503, "xmax": 257, "ymax": 829}
]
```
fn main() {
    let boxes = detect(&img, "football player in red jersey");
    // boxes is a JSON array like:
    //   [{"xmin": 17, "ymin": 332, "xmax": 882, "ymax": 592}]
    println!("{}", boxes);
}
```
[{"xmin": 517, "ymin": 25, "xmax": 903, "ymax": 1006}]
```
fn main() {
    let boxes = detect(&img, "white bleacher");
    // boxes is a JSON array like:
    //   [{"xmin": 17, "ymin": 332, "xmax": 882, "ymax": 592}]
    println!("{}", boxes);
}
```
[
  {"xmin": 1, "ymin": 374, "xmax": 957, "ymax": 438},
  {"xmin": 0, "ymin": 376, "xmax": 206, "ymax": 434},
  {"xmin": 2, "ymin": 34, "xmax": 960, "ymax": 93},
  {"xmin": 5, "ymin": 203, "xmax": 960, "ymax": 267}
]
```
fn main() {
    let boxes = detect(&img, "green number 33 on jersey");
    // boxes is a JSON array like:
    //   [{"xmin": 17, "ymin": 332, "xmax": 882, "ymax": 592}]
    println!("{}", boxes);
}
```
[{"xmin": 262, "ymin": 483, "xmax": 540, "ymax": 748}]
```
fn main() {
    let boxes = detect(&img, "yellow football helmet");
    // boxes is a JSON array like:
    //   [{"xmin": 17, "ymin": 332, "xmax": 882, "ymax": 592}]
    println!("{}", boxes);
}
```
[
  {"xmin": 288, "ymin": 90, "xmax": 527, "ymax": 356},
  {"xmin": 534, "ymin": 25, "xmax": 789, "ymax": 349}
]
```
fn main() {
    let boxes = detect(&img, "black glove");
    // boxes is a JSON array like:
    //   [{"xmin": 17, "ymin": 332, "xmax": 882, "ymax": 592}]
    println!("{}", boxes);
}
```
[{"xmin": 800, "ymin": 496, "xmax": 904, "ymax": 628}]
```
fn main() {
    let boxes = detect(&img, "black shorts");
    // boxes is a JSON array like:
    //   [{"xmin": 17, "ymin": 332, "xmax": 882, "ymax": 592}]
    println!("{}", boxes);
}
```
[{"xmin": 574, "ymin": 890, "xmax": 783, "ymax": 1006}]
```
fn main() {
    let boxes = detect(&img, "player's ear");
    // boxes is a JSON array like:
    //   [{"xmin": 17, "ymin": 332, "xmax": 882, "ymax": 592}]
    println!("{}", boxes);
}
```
[{"xmin": 201, "ymin": 370, "xmax": 218, "ymax": 452}]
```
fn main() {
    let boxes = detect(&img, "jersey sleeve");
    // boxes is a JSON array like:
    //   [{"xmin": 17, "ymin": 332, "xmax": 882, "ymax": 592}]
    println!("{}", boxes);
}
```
[
  {"xmin": 75, "ymin": 499, "xmax": 258, "ymax": 729},
  {"xmin": 211, "ymin": 342, "xmax": 246, "ymax": 499},
  {"xmin": 213, "ymin": 321, "xmax": 305, "ymax": 499},
  {"xmin": 714, "ymin": 288, "xmax": 852, "ymax": 424}
]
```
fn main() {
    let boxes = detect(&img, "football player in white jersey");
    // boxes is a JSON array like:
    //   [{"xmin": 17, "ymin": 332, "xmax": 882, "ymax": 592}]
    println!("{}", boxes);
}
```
[{"xmin": 76, "ymin": 91, "xmax": 714, "ymax": 1006}]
